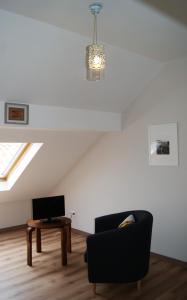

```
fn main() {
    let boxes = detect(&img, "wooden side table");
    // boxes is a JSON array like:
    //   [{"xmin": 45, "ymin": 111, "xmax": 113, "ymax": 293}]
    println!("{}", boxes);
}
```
[{"xmin": 26, "ymin": 217, "xmax": 71, "ymax": 267}]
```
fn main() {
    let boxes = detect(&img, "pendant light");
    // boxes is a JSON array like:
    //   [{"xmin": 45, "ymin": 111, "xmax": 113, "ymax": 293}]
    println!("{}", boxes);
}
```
[{"xmin": 86, "ymin": 3, "xmax": 106, "ymax": 81}]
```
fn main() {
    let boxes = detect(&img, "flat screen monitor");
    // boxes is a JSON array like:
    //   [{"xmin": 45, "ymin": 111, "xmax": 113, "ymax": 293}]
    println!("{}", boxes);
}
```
[{"xmin": 32, "ymin": 195, "xmax": 65, "ymax": 222}]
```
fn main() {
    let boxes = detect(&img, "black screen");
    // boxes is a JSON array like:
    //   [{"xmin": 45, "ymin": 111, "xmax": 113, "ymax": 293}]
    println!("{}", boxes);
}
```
[{"xmin": 32, "ymin": 195, "xmax": 65, "ymax": 221}]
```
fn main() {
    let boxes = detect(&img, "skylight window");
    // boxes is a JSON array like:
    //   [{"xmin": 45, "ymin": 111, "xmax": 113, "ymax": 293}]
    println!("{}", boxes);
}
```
[
  {"xmin": 0, "ymin": 143, "xmax": 28, "ymax": 180},
  {"xmin": 0, "ymin": 143, "xmax": 43, "ymax": 191}
]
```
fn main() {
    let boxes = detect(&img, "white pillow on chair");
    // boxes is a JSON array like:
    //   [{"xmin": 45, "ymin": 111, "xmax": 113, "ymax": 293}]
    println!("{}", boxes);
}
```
[{"xmin": 118, "ymin": 214, "xmax": 135, "ymax": 228}]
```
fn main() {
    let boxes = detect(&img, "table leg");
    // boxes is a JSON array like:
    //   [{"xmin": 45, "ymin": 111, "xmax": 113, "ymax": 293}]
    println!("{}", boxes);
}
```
[
  {"xmin": 67, "ymin": 223, "xmax": 72, "ymax": 253},
  {"xmin": 36, "ymin": 228, "xmax": 42, "ymax": 253},
  {"xmin": 61, "ymin": 226, "xmax": 67, "ymax": 266},
  {"xmin": 26, "ymin": 226, "xmax": 34, "ymax": 266}
]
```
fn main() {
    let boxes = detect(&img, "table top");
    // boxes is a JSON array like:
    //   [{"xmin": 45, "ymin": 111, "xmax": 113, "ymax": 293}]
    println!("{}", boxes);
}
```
[{"xmin": 27, "ymin": 217, "xmax": 71, "ymax": 229}]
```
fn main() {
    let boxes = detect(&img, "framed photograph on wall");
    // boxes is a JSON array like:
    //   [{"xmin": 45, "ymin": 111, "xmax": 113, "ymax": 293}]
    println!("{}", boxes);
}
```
[
  {"xmin": 5, "ymin": 103, "xmax": 29, "ymax": 125},
  {"xmin": 148, "ymin": 123, "xmax": 178, "ymax": 166}
]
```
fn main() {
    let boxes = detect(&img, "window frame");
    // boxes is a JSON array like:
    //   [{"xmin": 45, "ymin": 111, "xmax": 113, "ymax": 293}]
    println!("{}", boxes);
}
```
[{"xmin": 0, "ymin": 143, "xmax": 31, "ymax": 181}]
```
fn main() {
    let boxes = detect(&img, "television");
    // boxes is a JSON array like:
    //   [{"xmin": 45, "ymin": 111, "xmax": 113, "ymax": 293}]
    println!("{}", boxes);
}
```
[{"xmin": 32, "ymin": 195, "xmax": 65, "ymax": 222}]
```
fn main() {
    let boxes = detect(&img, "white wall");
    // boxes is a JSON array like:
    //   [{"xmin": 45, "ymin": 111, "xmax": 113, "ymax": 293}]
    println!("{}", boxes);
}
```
[
  {"xmin": 52, "ymin": 57, "xmax": 187, "ymax": 262},
  {"xmin": 0, "ymin": 200, "xmax": 31, "ymax": 229},
  {"xmin": 0, "ymin": 102, "xmax": 121, "ymax": 132}
]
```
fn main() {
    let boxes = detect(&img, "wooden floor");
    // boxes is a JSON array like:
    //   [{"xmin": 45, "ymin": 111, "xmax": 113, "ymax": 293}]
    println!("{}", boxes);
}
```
[{"xmin": 0, "ymin": 228, "xmax": 187, "ymax": 300}]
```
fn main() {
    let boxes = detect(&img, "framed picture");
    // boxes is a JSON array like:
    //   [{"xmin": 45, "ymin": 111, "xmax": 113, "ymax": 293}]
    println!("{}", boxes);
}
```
[
  {"xmin": 148, "ymin": 123, "xmax": 178, "ymax": 166},
  {"xmin": 5, "ymin": 103, "xmax": 29, "ymax": 125}
]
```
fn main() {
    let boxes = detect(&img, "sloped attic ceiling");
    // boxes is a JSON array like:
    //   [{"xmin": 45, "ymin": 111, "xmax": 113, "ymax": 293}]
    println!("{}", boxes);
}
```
[
  {"xmin": 0, "ymin": 128, "xmax": 102, "ymax": 203},
  {"xmin": 0, "ymin": 8, "xmax": 162, "ymax": 113},
  {"xmin": 0, "ymin": 0, "xmax": 187, "ymax": 61},
  {"xmin": 0, "ymin": 1, "xmax": 187, "ymax": 113}
]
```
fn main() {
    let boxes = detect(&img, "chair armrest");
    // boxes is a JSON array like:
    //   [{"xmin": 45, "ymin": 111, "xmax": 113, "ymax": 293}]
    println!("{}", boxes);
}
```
[
  {"xmin": 86, "ymin": 225, "xmax": 143, "ymax": 283},
  {"xmin": 87, "ymin": 225, "xmax": 137, "ymax": 263}
]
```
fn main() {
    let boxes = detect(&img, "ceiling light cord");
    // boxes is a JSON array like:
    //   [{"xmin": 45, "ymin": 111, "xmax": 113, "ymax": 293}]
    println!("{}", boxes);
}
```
[{"xmin": 93, "ymin": 13, "xmax": 97, "ymax": 44}]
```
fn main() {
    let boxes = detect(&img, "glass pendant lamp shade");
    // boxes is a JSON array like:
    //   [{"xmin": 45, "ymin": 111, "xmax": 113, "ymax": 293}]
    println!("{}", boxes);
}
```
[
  {"xmin": 86, "ymin": 44, "xmax": 106, "ymax": 70},
  {"xmin": 86, "ymin": 44, "xmax": 106, "ymax": 81},
  {"xmin": 86, "ymin": 3, "xmax": 106, "ymax": 81}
]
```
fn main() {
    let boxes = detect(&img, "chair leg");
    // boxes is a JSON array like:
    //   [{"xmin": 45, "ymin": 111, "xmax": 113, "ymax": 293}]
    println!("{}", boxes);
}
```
[
  {"xmin": 92, "ymin": 283, "xmax": 96, "ymax": 295},
  {"xmin": 137, "ymin": 280, "xmax": 141, "ymax": 292}
]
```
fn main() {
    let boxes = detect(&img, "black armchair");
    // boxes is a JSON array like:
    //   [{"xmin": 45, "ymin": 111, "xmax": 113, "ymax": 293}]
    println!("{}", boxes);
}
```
[{"xmin": 85, "ymin": 210, "xmax": 153, "ymax": 292}]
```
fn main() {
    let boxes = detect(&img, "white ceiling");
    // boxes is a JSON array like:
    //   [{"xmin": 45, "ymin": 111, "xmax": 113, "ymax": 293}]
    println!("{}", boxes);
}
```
[
  {"xmin": 0, "ymin": 0, "xmax": 187, "ymax": 61},
  {"xmin": 0, "ymin": 9, "xmax": 161, "ymax": 113},
  {"xmin": 0, "ymin": 0, "xmax": 186, "ymax": 113}
]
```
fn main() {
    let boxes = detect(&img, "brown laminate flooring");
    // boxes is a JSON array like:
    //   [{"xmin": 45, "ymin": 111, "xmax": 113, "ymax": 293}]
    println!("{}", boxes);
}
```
[{"xmin": 0, "ymin": 228, "xmax": 187, "ymax": 300}]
